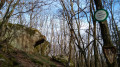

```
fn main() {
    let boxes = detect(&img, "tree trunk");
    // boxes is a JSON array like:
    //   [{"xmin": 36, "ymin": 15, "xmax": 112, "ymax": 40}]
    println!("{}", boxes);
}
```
[
  {"xmin": 90, "ymin": 0, "xmax": 99, "ymax": 66},
  {"xmin": 93, "ymin": 20, "xmax": 99, "ymax": 67},
  {"xmin": 93, "ymin": 0, "xmax": 117, "ymax": 67}
]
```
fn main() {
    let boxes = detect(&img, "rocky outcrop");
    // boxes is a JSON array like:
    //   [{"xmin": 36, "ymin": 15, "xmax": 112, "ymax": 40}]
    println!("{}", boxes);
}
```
[
  {"xmin": 4, "ymin": 23, "xmax": 49, "ymax": 55},
  {"xmin": 52, "ymin": 55, "xmax": 74, "ymax": 67}
]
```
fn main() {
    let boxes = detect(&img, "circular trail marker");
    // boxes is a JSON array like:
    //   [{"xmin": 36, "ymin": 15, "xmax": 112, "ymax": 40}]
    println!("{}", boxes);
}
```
[{"xmin": 94, "ymin": 9, "xmax": 108, "ymax": 22}]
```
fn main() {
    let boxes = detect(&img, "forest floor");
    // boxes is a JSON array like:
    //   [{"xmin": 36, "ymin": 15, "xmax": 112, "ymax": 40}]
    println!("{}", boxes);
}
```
[
  {"xmin": 51, "ymin": 59, "xmax": 65, "ymax": 67},
  {"xmin": 0, "ymin": 47, "xmax": 65, "ymax": 67}
]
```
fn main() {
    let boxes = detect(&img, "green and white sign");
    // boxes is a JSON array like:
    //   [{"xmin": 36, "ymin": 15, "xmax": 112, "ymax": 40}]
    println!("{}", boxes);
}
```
[{"xmin": 94, "ymin": 9, "xmax": 108, "ymax": 22}]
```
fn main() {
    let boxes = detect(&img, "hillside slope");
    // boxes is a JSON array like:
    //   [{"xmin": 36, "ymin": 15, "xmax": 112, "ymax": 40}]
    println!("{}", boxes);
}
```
[
  {"xmin": 0, "ymin": 47, "xmax": 64, "ymax": 67},
  {"xmin": 0, "ymin": 23, "xmax": 65, "ymax": 67}
]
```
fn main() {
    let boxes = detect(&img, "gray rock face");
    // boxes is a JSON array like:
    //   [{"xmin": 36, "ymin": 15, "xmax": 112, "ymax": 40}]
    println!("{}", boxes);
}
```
[{"xmin": 4, "ymin": 23, "xmax": 49, "ymax": 55}]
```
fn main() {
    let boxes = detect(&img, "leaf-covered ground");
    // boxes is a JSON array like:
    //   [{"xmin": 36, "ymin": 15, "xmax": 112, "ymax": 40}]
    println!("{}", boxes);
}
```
[{"xmin": 0, "ymin": 47, "xmax": 64, "ymax": 67}]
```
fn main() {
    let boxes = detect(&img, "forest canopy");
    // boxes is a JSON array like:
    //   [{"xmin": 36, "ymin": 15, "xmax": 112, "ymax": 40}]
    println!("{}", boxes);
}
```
[{"xmin": 0, "ymin": 0, "xmax": 120, "ymax": 67}]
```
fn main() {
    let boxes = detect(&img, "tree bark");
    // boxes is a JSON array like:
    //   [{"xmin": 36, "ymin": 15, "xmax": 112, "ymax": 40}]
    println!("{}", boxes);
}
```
[
  {"xmin": 90, "ymin": 0, "xmax": 99, "ymax": 66},
  {"xmin": 93, "ymin": 20, "xmax": 99, "ymax": 67},
  {"xmin": 93, "ymin": 0, "xmax": 117, "ymax": 67}
]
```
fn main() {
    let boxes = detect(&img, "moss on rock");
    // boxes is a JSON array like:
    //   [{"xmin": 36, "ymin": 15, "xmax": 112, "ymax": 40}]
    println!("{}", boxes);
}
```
[
  {"xmin": 3, "ymin": 23, "xmax": 48, "ymax": 54},
  {"xmin": 6, "ymin": 23, "xmax": 38, "ymax": 36},
  {"xmin": 52, "ymin": 55, "xmax": 74, "ymax": 67}
]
